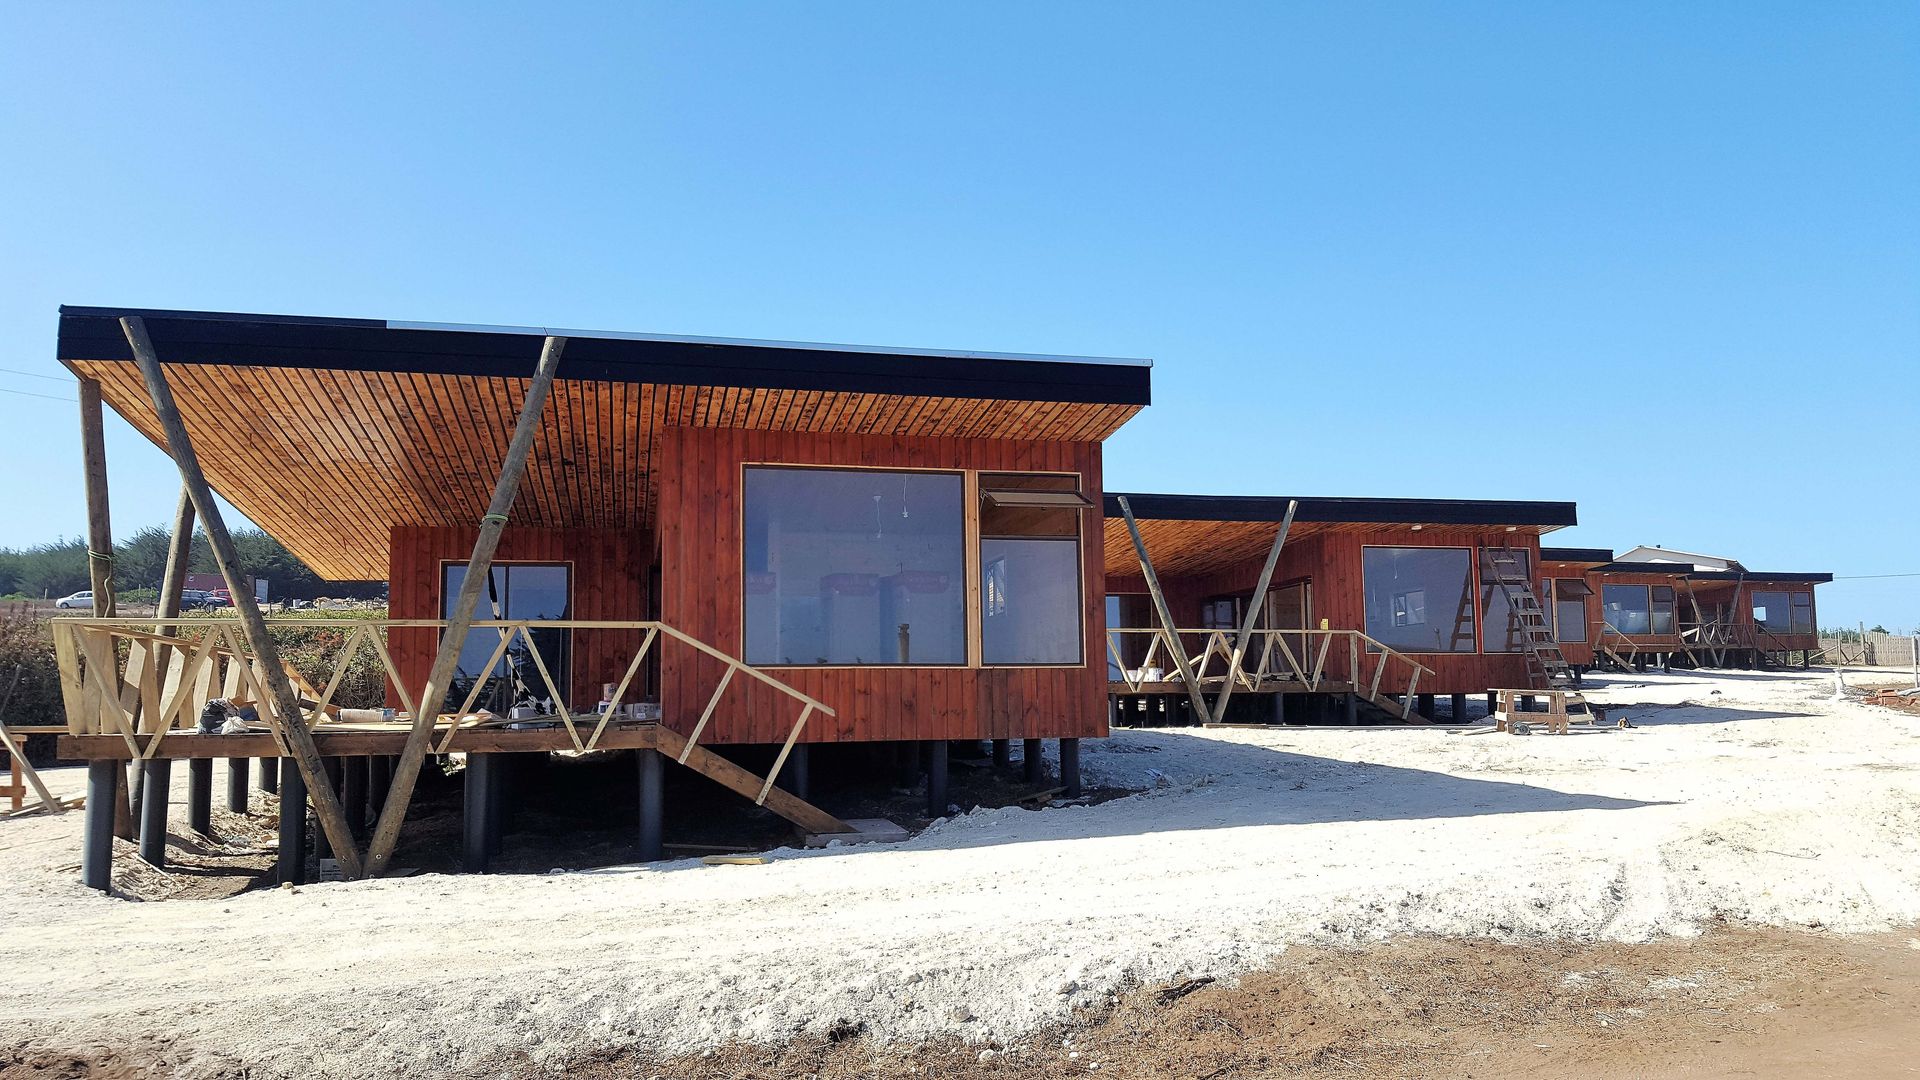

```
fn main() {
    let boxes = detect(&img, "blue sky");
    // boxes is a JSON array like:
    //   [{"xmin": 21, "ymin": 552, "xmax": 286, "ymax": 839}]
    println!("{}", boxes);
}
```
[{"xmin": 2, "ymin": 3, "xmax": 1915, "ymax": 628}]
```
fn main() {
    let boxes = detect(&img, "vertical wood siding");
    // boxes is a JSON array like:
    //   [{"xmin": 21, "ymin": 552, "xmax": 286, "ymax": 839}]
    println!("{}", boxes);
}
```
[
  {"xmin": 386, "ymin": 525, "xmax": 647, "ymax": 710},
  {"xmin": 655, "ymin": 427, "xmax": 1109, "ymax": 745}
]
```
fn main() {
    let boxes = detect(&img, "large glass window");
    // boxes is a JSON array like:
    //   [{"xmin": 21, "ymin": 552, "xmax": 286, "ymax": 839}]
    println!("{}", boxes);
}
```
[
  {"xmin": 1602, "ymin": 584, "xmax": 1651, "ymax": 635},
  {"xmin": 1479, "ymin": 549, "xmax": 1533, "ymax": 653},
  {"xmin": 1552, "ymin": 578, "xmax": 1589, "ymax": 642},
  {"xmin": 980, "ymin": 473, "xmax": 1086, "ymax": 665},
  {"xmin": 744, "ymin": 467, "xmax": 966, "ymax": 665},
  {"xmin": 1363, "ymin": 547, "xmax": 1476, "ymax": 653},
  {"xmin": 1791, "ymin": 591, "xmax": 1814, "ymax": 634},
  {"xmin": 1752, "ymin": 589, "xmax": 1800, "ymax": 635},
  {"xmin": 441, "ymin": 563, "xmax": 570, "ymax": 712}
]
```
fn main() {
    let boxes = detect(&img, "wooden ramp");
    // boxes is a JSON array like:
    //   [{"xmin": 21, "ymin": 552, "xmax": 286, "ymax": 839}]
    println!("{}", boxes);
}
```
[{"xmin": 653, "ymin": 726, "xmax": 853, "ymax": 836}]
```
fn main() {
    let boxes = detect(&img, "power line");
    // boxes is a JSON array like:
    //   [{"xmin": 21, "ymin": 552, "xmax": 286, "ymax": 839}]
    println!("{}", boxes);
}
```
[
  {"xmin": 0, "ymin": 385, "xmax": 78, "ymax": 403},
  {"xmin": 1833, "ymin": 572, "xmax": 1920, "ymax": 580},
  {"xmin": 0, "ymin": 366, "xmax": 68, "ymax": 383}
]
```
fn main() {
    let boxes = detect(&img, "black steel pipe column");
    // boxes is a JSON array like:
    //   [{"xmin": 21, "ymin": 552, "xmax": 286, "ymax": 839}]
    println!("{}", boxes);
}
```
[
  {"xmin": 138, "ymin": 758, "xmax": 172, "ymax": 867},
  {"xmin": 342, "ymin": 756, "xmax": 369, "ymax": 841},
  {"xmin": 991, "ymin": 739, "xmax": 1010, "ymax": 769},
  {"xmin": 259, "ymin": 757, "xmax": 279, "ymax": 795},
  {"xmin": 186, "ymin": 757, "xmax": 212, "ymax": 836},
  {"xmin": 1060, "ymin": 739, "xmax": 1081, "ymax": 798},
  {"xmin": 1451, "ymin": 693, "xmax": 1468, "ymax": 722},
  {"xmin": 226, "ymin": 758, "xmax": 250, "ymax": 813},
  {"xmin": 82, "ymin": 761, "xmax": 119, "ymax": 891},
  {"xmin": 637, "ymin": 748, "xmax": 664, "ymax": 861},
  {"xmin": 369, "ymin": 755, "xmax": 391, "ymax": 816},
  {"xmin": 926, "ymin": 740, "xmax": 948, "ymax": 817},
  {"xmin": 780, "ymin": 744, "xmax": 810, "ymax": 802},
  {"xmin": 1023, "ymin": 738, "xmax": 1043, "ymax": 784},
  {"xmin": 278, "ymin": 761, "xmax": 308, "ymax": 885},
  {"xmin": 463, "ymin": 753, "xmax": 494, "ymax": 873}
]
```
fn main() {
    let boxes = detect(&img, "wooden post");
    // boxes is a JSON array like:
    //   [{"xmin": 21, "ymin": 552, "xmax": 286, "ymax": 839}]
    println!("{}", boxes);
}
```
[
  {"xmin": 155, "ymin": 485, "xmax": 195, "ymax": 627},
  {"xmin": 77, "ymin": 378, "xmax": 117, "ymax": 619},
  {"xmin": 1209, "ymin": 501, "xmax": 1296, "ymax": 723},
  {"xmin": 120, "ymin": 315, "xmax": 367, "ymax": 879},
  {"xmin": 1115, "ymin": 497, "xmax": 1212, "ymax": 722},
  {"xmin": 365, "ymin": 335, "xmax": 566, "ymax": 878}
]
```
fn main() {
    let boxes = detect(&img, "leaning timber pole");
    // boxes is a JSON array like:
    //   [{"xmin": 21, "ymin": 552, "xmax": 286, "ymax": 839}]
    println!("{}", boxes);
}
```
[
  {"xmin": 363, "ymin": 335, "xmax": 566, "ymax": 879},
  {"xmin": 1116, "ymin": 496, "xmax": 1213, "ymax": 722},
  {"xmin": 120, "ymin": 316, "xmax": 368, "ymax": 878},
  {"xmin": 79, "ymin": 376, "xmax": 135, "ymax": 838},
  {"xmin": 1209, "ymin": 499, "xmax": 1297, "ymax": 723}
]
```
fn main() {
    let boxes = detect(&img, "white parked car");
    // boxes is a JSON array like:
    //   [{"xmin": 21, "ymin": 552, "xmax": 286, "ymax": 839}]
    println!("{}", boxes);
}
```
[{"xmin": 55, "ymin": 590, "xmax": 94, "ymax": 610}]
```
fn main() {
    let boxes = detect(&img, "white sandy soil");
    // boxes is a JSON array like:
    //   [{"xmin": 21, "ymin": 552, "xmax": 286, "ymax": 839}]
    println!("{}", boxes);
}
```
[{"xmin": 3, "ymin": 668, "xmax": 1919, "ymax": 1077}]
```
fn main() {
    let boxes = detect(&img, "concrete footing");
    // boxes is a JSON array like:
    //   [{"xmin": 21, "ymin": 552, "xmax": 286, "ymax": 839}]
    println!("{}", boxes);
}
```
[{"xmin": 803, "ymin": 817, "xmax": 910, "ymax": 848}]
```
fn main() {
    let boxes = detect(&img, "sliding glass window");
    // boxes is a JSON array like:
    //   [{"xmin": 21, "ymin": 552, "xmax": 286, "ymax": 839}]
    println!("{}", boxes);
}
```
[
  {"xmin": 1602, "ymin": 584, "xmax": 1651, "ymax": 635},
  {"xmin": 440, "ymin": 562, "xmax": 570, "ymax": 712},
  {"xmin": 743, "ymin": 467, "xmax": 966, "ymax": 666},
  {"xmin": 1650, "ymin": 585, "xmax": 1677, "ymax": 635},
  {"xmin": 980, "ymin": 473, "xmax": 1087, "ymax": 666},
  {"xmin": 1791, "ymin": 592, "xmax": 1814, "ymax": 634},
  {"xmin": 1362, "ymin": 547, "xmax": 1476, "ymax": 653},
  {"xmin": 1752, "ymin": 590, "xmax": 1795, "ymax": 635}
]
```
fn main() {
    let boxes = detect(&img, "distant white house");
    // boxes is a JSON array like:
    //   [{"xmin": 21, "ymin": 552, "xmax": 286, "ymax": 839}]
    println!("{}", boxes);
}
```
[{"xmin": 1616, "ymin": 546, "xmax": 1746, "ymax": 573}]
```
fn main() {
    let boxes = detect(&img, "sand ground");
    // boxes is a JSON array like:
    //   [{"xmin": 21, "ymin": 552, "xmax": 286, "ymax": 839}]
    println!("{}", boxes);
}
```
[{"xmin": 2, "ymin": 667, "xmax": 1918, "ymax": 1078}]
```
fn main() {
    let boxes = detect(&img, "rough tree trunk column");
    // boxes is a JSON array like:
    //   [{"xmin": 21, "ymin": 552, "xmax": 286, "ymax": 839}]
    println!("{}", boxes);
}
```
[
  {"xmin": 122, "ymin": 315, "xmax": 367, "ymax": 879},
  {"xmin": 364, "ymin": 335, "xmax": 567, "ymax": 880}
]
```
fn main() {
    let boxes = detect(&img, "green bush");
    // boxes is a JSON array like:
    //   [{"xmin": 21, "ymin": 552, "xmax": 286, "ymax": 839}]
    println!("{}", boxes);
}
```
[{"xmin": 0, "ymin": 609, "xmax": 63, "ymax": 727}]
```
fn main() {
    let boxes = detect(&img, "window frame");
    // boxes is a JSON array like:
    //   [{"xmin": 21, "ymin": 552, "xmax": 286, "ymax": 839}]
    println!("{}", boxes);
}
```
[
  {"xmin": 738, "ymin": 463, "xmax": 1089, "ymax": 671},
  {"xmin": 1360, "ymin": 544, "xmax": 1480, "ymax": 655},
  {"xmin": 1601, "ymin": 583, "xmax": 1654, "ymax": 636},
  {"xmin": 436, "ymin": 559, "xmax": 575, "ymax": 708},
  {"xmin": 1550, "ymin": 578, "xmax": 1589, "ymax": 643}
]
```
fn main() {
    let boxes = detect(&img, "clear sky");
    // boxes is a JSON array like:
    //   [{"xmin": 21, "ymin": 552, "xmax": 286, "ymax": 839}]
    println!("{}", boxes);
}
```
[{"xmin": 2, "ymin": 3, "xmax": 1915, "ymax": 629}]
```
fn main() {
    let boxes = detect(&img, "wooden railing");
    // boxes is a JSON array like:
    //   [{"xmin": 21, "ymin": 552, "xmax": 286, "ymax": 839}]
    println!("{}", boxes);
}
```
[
  {"xmin": 1106, "ymin": 627, "xmax": 1436, "ymax": 720},
  {"xmin": 50, "ymin": 617, "xmax": 833, "ymax": 805}
]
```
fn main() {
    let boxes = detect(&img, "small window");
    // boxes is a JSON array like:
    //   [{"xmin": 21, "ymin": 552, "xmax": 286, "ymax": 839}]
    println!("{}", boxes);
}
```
[
  {"xmin": 1790, "ymin": 592, "xmax": 1814, "ymax": 635},
  {"xmin": 1650, "ymin": 585, "xmax": 1677, "ymax": 635},
  {"xmin": 1552, "ymin": 578, "xmax": 1588, "ymax": 643},
  {"xmin": 980, "ymin": 473, "xmax": 1086, "ymax": 665}
]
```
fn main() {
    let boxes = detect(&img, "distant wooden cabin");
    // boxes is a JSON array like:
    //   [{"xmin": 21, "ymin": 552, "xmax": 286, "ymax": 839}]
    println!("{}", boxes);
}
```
[
  {"xmin": 1101, "ymin": 494, "xmax": 1579, "ymax": 723},
  {"xmin": 1583, "ymin": 546, "xmax": 1830, "ymax": 669}
]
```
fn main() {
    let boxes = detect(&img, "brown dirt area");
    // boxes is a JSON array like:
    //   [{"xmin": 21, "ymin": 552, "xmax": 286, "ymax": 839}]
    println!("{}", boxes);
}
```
[{"xmin": 9, "ymin": 926, "xmax": 1916, "ymax": 1080}]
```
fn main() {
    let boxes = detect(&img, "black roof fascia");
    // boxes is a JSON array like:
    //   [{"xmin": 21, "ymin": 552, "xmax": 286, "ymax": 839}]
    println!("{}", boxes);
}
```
[
  {"xmin": 57, "ymin": 306, "xmax": 1152, "ymax": 407},
  {"xmin": 1104, "ymin": 493, "xmax": 1578, "ymax": 528},
  {"xmin": 1686, "ymin": 571, "xmax": 1834, "ymax": 583},
  {"xmin": 1595, "ymin": 561, "xmax": 1693, "ymax": 574},
  {"xmin": 1540, "ymin": 547, "xmax": 1614, "ymax": 563}
]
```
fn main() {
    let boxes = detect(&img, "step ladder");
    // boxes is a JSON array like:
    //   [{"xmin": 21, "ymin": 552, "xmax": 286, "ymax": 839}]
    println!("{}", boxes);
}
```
[{"xmin": 1483, "ymin": 547, "xmax": 1580, "ymax": 691}]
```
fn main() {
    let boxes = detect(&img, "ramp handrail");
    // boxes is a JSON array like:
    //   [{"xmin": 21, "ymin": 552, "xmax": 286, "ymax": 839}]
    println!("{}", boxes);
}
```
[{"xmin": 1108, "ymin": 626, "xmax": 1435, "ymax": 720}]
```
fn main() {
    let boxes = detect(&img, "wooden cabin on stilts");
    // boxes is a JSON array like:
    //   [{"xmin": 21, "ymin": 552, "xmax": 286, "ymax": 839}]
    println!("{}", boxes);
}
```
[{"xmin": 51, "ymin": 305, "xmax": 1151, "ymax": 887}]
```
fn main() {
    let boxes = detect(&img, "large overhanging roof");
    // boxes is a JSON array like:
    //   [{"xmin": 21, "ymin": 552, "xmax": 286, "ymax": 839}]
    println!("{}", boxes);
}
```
[
  {"xmin": 60, "ymin": 306, "xmax": 1152, "ymax": 579},
  {"xmin": 1102, "ymin": 492, "xmax": 1578, "ymax": 577}
]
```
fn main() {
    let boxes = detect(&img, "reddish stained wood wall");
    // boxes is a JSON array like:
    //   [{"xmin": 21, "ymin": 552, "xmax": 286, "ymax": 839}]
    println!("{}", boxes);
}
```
[
  {"xmin": 1682, "ymin": 579, "xmax": 1821, "ymax": 650},
  {"xmin": 1106, "ymin": 527, "xmax": 1542, "ymax": 694},
  {"xmin": 655, "ymin": 426, "xmax": 1108, "ymax": 745},
  {"xmin": 387, "ymin": 526, "xmax": 648, "ymax": 710}
]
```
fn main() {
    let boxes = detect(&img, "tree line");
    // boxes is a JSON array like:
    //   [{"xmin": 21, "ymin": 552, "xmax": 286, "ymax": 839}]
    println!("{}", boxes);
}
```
[{"xmin": 0, "ymin": 525, "xmax": 383, "ymax": 602}]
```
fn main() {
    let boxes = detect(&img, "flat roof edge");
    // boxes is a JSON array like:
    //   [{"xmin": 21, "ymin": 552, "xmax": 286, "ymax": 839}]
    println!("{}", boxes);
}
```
[{"xmin": 1105, "ymin": 492, "xmax": 1579, "ymax": 528}]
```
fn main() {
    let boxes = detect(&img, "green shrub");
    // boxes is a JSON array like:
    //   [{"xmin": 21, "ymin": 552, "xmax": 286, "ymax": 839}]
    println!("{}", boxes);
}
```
[{"xmin": 0, "ymin": 609, "xmax": 63, "ymax": 727}]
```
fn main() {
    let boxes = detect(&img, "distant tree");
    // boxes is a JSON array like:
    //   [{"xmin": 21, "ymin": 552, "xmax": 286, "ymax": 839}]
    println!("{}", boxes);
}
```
[
  {"xmin": 1, "ymin": 524, "xmax": 383, "ymax": 602},
  {"xmin": 1870, "ymin": 624, "xmax": 1889, "ymax": 634}
]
